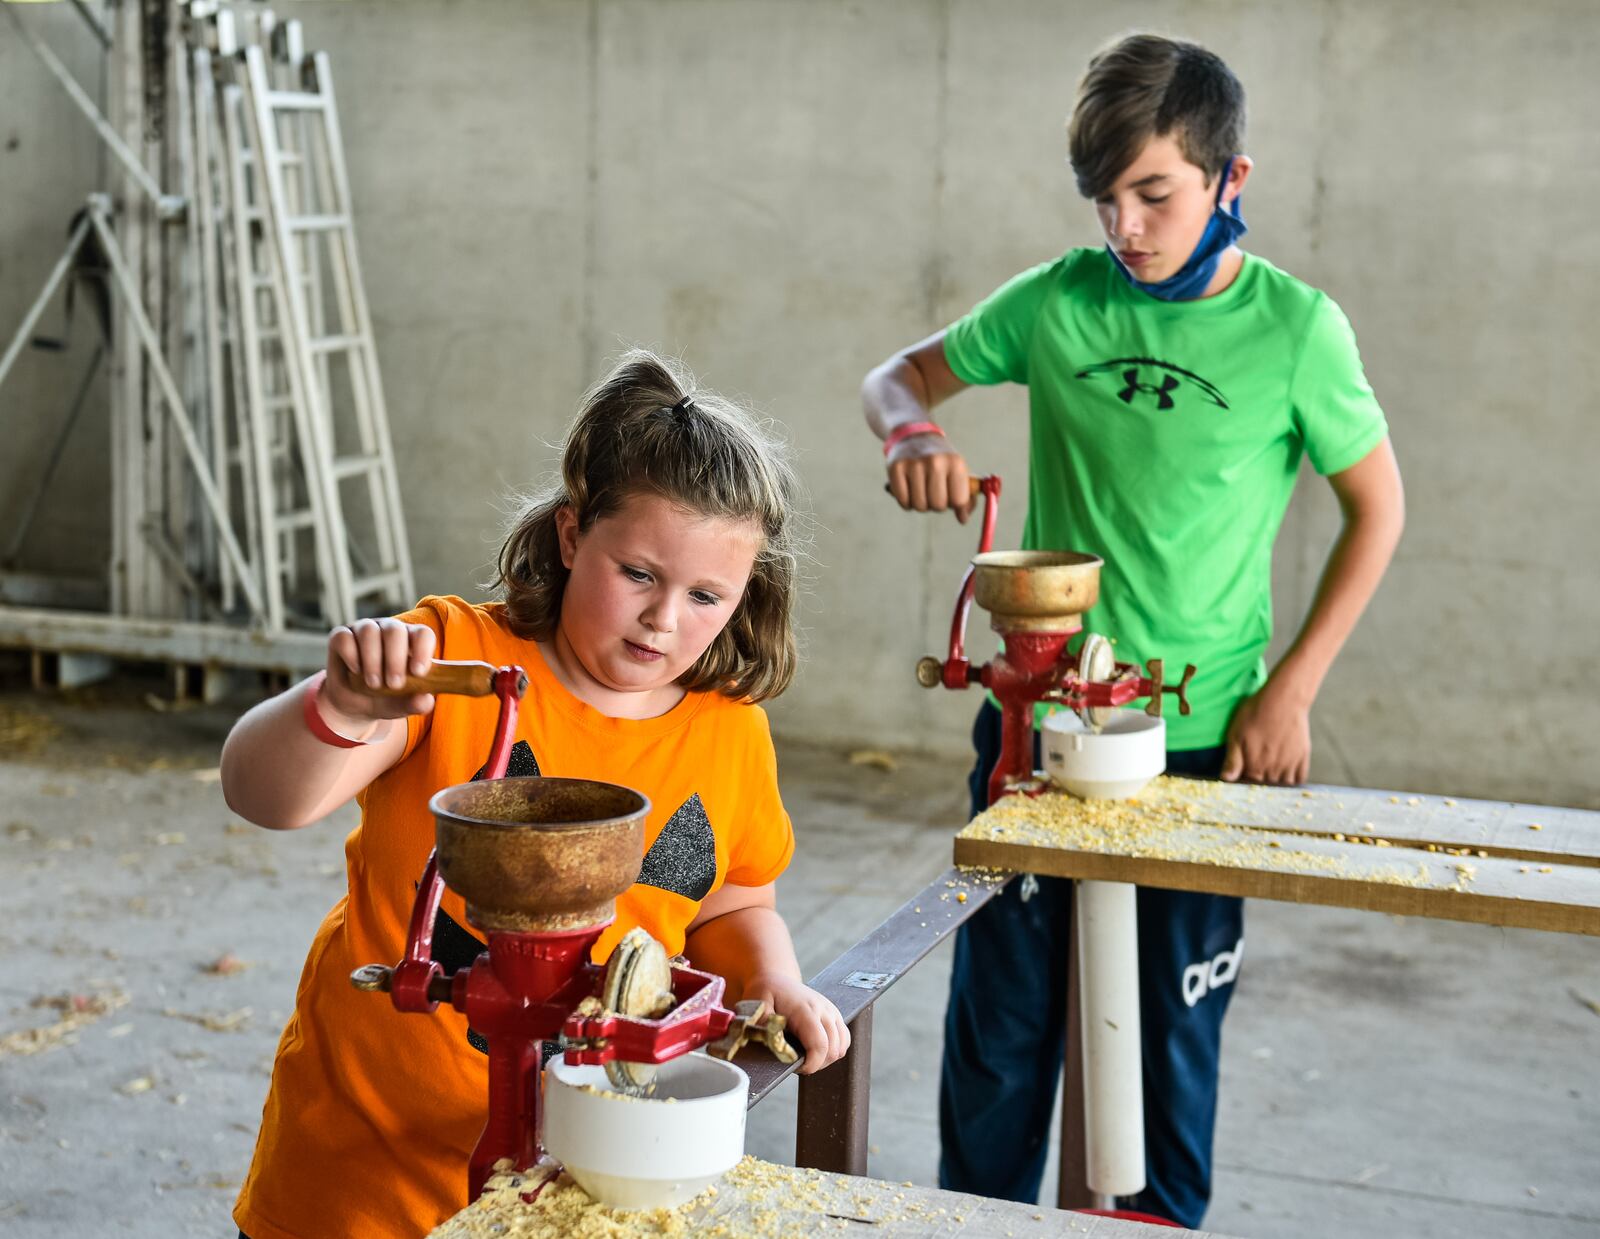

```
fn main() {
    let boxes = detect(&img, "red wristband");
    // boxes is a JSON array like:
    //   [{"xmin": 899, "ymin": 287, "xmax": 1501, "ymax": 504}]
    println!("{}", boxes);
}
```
[
  {"xmin": 302, "ymin": 670, "xmax": 374, "ymax": 748},
  {"xmin": 882, "ymin": 420, "xmax": 944, "ymax": 457}
]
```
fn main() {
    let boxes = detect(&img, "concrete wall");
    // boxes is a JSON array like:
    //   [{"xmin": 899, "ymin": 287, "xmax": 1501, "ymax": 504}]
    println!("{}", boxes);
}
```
[
  {"xmin": 4, "ymin": 0, "xmax": 1597, "ymax": 806},
  {"xmin": 0, "ymin": 1, "xmax": 112, "ymax": 578}
]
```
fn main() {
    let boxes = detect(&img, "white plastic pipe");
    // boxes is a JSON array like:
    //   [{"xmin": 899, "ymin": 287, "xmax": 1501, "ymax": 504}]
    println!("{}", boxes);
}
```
[{"xmin": 1076, "ymin": 878, "xmax": 1146, "ymax": 1198}]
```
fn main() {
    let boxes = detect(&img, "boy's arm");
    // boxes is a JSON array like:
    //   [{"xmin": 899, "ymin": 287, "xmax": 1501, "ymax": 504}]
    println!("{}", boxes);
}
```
[
  {"xmin": 1223, "ymin": 437, "xmax": 1405, "ymax": 784},
  {"xmin": 220, "ymin": 619, "xmax": 434, "ymax": 829},
  {"xmin": 684, "ymin": 882, "xmax": 850, "ymax": 1074},
  {"xmin": 861, "ymin": 330, "xmax": 977, "ymax": 522}
]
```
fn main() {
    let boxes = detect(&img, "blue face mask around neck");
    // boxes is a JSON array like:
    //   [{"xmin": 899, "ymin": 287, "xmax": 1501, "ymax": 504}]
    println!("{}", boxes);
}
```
[{"xmin": 1109, "ymin": 157, "xmax": 1247, "ymax": 302}]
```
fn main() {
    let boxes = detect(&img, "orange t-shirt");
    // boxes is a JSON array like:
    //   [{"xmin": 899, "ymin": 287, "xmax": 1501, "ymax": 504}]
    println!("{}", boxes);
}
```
[{"xmin": 233, "ymin": 596, "xmax": 794, "ymax": 1239}]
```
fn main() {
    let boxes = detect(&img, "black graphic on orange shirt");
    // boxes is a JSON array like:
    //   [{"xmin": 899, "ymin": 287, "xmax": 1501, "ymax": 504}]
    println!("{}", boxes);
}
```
[{"xmin": 637, "ymin": 793, "xmax": 717, "ymax": 902}]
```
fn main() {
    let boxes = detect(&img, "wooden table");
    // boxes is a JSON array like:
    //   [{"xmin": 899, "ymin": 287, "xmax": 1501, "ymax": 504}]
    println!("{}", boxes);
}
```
[
  {"xmin": 425, "ymin": 778, "xmax": 1597, "ymax": 1229},
  {"xmin": 432, "ymin": 1156, "xmax": 1242, "ymax": 1237},
  {"xmin": 954, "ymin": 778, "xmax": 1600, "ymax": 935},
  {"xmin": 951, "ymin": 777, "xmax": 1600, "ymax": 1208}
]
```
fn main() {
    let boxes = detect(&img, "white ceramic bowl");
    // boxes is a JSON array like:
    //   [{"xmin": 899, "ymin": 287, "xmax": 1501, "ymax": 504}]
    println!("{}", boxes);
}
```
[
  {"xmin": 542, "ymin": 1052, "xmax": 748, "ymax": 1211},
  {"xmin": 1042, "ymin": 708, "xmax": 1166, "ymax": 800}
]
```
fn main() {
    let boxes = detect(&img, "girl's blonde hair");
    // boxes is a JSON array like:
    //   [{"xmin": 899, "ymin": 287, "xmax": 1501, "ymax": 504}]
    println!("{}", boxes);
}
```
[{"xmin": 496, "ymin": 350, "xmax": 802, "ymax": 702}]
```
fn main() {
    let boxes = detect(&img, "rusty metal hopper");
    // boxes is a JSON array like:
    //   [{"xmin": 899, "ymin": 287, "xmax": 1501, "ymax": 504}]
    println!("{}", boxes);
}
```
[
  {"xmin": 971, "ymin": 550, "xmax": 1103, "ymax": 631},
  {"xmin": 429, "ymin": 778, "xmax": 650, "ymax": 933}
]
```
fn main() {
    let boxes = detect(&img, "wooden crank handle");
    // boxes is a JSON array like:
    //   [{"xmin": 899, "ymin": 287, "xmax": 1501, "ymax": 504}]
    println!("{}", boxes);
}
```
[{"xmin": 331, "ymin": 658, "xmax": 509, "ymax": 699}]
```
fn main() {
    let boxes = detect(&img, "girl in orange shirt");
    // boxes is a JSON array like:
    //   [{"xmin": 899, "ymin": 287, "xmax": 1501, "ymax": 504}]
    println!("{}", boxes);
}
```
[{"xmin": 220, "ymin": 350, "xmax": 847, "ymax": 1239}]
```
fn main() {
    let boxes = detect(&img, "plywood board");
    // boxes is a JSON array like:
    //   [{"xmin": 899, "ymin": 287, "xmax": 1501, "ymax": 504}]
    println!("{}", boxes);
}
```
[
  {"xmin": 953, "ymin": 779, "xmax": 1600, "ymax": 937},
  {"xmin": 1180, "ymin": 781, "xmax": 1598, "ymax": 866}
]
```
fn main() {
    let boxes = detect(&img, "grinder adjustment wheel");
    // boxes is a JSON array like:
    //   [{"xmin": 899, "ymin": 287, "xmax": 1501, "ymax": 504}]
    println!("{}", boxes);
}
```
[
  {"xmin": 600, "ymin": 927, "xmax": 675, "ymax": 1092},
  {"xmin": 1075, "ymin": 632, "xmax": 1116, "ymax": 732}
]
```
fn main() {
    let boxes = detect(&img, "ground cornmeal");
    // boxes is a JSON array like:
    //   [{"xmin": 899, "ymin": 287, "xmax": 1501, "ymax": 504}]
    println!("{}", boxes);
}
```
[
  {"xmin": 429, "ymin": 1156, "xmax": 926, "ymax": 1237},
  {"xmin": 427, "ymin": 1160, "xmax": 702, "ymax": 1238},
  {"xmin": 958, "ymin": 776, "xmax": 1436, "ymax": 888}
]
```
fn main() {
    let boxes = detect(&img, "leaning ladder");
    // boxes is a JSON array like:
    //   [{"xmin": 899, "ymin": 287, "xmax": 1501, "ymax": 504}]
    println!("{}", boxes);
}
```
[
  {"xmin": 236, "ymin": 42, "xmax": 414, "ymax": 626},
  {"xmin": 217, "ymin": 75, "xmax": 294, "ymax": 628}
]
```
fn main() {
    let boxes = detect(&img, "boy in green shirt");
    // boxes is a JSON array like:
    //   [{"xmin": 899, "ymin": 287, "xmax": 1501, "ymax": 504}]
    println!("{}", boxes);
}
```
[{"xmin": 861, "ymin": 34, "xmax": 1404, "ymax": 1226}]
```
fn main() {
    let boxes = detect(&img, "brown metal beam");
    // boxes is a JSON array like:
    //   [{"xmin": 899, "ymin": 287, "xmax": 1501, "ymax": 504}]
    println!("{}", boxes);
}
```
[
  {"xmin": 794, "ymin": 1005, "xmax": 873, "ymax": 1174},
  {"xmin": 740, "ymin": 865, "xmax": 1010, "ymax": 1109}
]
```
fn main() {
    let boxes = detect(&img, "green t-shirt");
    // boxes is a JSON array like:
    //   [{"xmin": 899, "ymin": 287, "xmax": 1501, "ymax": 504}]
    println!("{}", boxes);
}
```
[{"xmin": 944, "ymin": 248, "xmax": 1388, "ymax": 749}]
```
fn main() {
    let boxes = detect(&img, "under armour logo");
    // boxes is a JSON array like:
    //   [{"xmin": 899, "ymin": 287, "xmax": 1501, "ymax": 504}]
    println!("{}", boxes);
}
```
[
  {"xmin": 1074, "ymin": 356, "xmax": 1229, "ymax": 411},
  {"xmin": 1118, "ymin": 368, "xmax": 1179, "ymax": 409},
  {"xmin": 1181, "ymin": 937, "xmax": 1244, "ymax": 1007}
]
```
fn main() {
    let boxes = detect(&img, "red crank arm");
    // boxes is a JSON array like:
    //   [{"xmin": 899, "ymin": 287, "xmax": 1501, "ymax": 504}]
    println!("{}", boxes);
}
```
[
  {"xmin": 388, "ymin": 850, "xmax": 447, "ymax": 1012},
  {"xmin": 917, "ymin": 476, "xmax": 1001, "ymax": 691},
  {"xmin": 357, "ymin": 663, "xmax": 529, "ymax": 1011}
]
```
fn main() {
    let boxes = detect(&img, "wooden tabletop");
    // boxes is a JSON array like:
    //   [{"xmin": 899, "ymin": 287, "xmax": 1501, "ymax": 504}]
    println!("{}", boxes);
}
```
[
  {"xmin": 431, "ymin": 1157, "xmax": 1239, "ymax": 1237},
  {"xmin": 953, "ymin": 778, "xmax": 1600, "ymax": 936}
]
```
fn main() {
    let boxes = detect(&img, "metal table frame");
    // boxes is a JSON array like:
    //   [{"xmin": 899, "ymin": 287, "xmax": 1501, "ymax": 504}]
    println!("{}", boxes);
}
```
[
  {"xmin": 771, "ymin": 781, "xmax": 1600, "ymax": 1206},
  {"xmin": 739, "ymin": 864, "xmax": 1006, "ymax": 1174}
]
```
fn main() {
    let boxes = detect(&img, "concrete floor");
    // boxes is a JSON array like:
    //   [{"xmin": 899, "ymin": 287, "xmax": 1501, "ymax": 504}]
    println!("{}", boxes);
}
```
[{"xmin": 0, "ymin": 671, "xmax": 1596, "ymax": 1237}]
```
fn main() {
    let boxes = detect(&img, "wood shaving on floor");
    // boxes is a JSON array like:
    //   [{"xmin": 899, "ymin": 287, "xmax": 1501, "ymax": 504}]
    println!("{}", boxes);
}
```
[
  {"xmin": 0, "ymin": 704, "xmax": 62, "ymax": 754},
  {"xmin": 0, "ymin": 988, "xmax": 130, "ymax": 1058}
]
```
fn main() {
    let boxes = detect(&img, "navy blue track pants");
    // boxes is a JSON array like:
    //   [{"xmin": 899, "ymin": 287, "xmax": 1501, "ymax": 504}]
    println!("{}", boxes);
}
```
[{"xmin": 937, "ymin": 700, "xmax": 1242, "ymax": 1228}]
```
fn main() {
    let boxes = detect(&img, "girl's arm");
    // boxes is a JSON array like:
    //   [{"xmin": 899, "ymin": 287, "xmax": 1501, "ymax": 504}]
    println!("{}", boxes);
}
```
[
  {"xmin": 684, "ymin": 882, "xmax": 850, "ymax": 1075},
  {"xmin": 220, "ymin": 618, "xmax": 437, "ymax": 830}
]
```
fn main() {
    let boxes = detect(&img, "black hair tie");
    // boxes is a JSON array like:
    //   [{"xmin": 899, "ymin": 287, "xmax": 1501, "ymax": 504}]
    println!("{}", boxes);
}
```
[{"xmin": 670, "ymin": 394, "xmax": 696, "ymax": 418}]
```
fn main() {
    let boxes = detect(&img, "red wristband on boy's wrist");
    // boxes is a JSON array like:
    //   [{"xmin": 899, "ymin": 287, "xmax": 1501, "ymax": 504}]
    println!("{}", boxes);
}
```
[
  {"xmin": 302, "ymin": 670, "xmax": 377, "ymax": 749},
  {"xmin": 882, "ymin": 420, "xmax": 945, "ymax": 457}
]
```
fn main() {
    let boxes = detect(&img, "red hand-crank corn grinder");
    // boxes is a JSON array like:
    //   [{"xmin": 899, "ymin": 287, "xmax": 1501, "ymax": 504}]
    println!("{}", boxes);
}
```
[
  {"xmin": 345, "ymin": 661, "xmax": 792, "ymax": 1200},
  {"xmin": 915, "ymin": 476, "xmax": 1197, "ymax": 806},
  {"xmin": 912, "ymin": 477, "xmax": 1199, "ymax": 1210}
]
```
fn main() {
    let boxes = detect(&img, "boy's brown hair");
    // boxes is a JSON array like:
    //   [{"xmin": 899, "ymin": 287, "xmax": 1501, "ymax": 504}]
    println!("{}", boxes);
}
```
[
  {"xmin": 1068, "ymin": 33, "xmax": 1246, "ymax": 200},
  {"xmin": 495, "ymin": 349, "xmax": 802, "ymax": 702}
]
